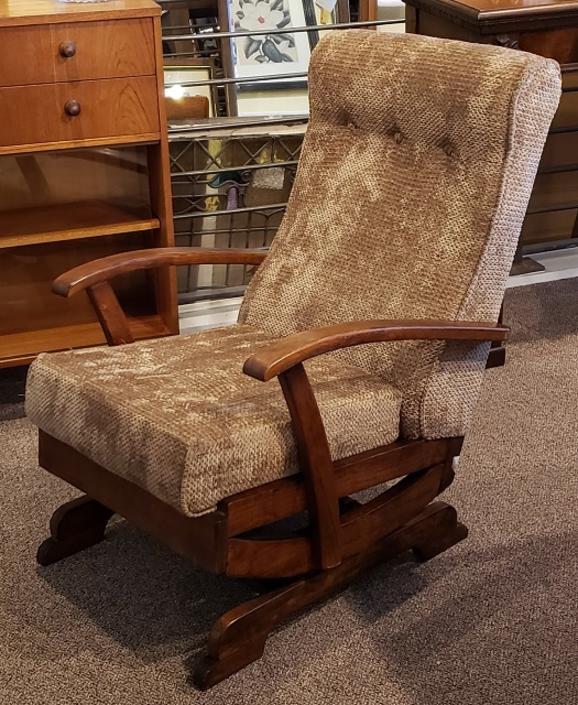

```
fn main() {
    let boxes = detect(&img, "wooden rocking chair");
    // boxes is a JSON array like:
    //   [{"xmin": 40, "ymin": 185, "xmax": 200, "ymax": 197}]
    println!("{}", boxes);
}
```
[{"xmin": 26, "ymin": 31, "xmax": 561, "ymax": 689}]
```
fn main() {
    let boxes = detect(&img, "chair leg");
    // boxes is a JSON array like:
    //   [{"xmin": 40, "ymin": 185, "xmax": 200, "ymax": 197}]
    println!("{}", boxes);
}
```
[
  {"xmin": 413, "ymin": 504, "xmax": 468, "ymax": 562},
  {"xmin": 193, "ymin": 500, "xmax": 467, "ymax": 689},
  {"xmin": 37, "ymin": 496, "xmax": 114, "ymax": 566}
]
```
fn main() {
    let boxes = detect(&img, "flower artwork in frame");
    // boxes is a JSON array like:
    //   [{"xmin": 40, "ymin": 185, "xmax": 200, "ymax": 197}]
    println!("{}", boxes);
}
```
[{"xmin": 227, "ymin": 0, "xmax": 312, "ymax": 90}]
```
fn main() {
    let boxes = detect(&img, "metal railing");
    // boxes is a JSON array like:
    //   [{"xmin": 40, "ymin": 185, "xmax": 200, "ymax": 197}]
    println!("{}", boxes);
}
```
[{"xmin": 160, "ymin": 1, "xmax": 405, "ymax": 300}]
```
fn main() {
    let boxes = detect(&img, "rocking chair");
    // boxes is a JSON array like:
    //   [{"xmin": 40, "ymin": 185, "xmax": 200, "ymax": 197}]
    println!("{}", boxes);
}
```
[{"xmin": 26, "ymin": 31, "xmax": 561, "ymax": 689}]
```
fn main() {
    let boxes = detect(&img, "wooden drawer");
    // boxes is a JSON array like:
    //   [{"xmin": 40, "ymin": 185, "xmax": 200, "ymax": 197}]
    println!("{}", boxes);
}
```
[
  {"xmin": 539, "ymin": 132, "xmax": 578, "ymax": 171},
  {"xmin": 0, "ymin": 19, "xmax": 155, "ymax": 88},
  {"xmin": 549, "ymin": 68, "xmax": 578, "ymax": 133},
  {"xmin": 551, "ymin": 90, "xmax": 578, "ymax": 131},
  {"xmin": 0, "ymin": 77, "xmax": 160, "ymax": 149},
  {"xmin": 521, "ymin": 210, "xmax": 577, "ymax": 246},
  {"xmin": 528, "ymin": 170, "xmax": 578, "ymax": 212}
]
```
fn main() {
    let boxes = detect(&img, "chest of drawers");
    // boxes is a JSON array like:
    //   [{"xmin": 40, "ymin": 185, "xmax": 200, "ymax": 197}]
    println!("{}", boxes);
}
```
[
  {"xmin": 0, "ymin": 0, "xmax": 177, "ymax": 367},
  {"xmin": 404, "ymin": 0, "xmax": 578, "ymax": 274}
]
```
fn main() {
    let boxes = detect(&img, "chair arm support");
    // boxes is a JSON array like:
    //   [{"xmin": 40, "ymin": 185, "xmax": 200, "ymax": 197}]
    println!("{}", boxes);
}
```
[
  {"xmin": 53, "ymin": 247, "xmax": 268, "ymax": 298},
  {"xmin": 244, "ymin": 319, "xmax": 509, "ymax": 382}
]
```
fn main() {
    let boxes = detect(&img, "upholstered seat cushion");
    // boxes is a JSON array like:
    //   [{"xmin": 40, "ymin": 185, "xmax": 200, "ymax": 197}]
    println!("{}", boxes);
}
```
[{"xmin": 26, "ymin": 325, "xmax": 402, "ymax": 516}]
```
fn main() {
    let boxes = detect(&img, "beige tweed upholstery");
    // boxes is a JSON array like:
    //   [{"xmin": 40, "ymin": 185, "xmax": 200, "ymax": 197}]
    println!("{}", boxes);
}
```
[
  {"xmin": 26, "ymin": 326, "xmax": 402, "ymax": 516},
  {"xmin": 240, "ymin": 31, "xmax": 561, "ymax": 438},
  {"xmin": 26, "ymin": 31, "xmax": 560, "ymax": 516}
]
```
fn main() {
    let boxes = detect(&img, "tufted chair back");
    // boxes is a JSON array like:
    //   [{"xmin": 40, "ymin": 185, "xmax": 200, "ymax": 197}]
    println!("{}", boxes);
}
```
[{"xmin": 239, "ymin": 31, "xmax": 560, "ymax": 439}]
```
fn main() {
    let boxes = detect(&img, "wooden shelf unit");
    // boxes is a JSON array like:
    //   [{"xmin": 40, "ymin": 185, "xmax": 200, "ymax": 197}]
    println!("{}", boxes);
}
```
[
  {"xmin": 0, "ymin": 200, "xmax": 160, "ymax": 248},
  {"xmin": 0, "ymin": 0, "xmax": 177, "ymax": 368},
  {"xmin": 0, "ymin": 316, "xmax": 170, "ymax": 369}
]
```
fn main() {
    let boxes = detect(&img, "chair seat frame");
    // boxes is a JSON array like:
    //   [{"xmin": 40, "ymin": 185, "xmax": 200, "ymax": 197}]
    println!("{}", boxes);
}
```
[{"xmin": 36, "ymin": 249, "xmax": 507, "ymax": 689}]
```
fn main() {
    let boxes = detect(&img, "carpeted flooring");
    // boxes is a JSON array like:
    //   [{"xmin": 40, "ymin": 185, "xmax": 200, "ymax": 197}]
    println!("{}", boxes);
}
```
[
  {"xmin": 0, "ymin": 367, "xmax": 25, "ymax": 422},
  {"xmin": 0, "ymin": 279, "xmax": 577, "ymax": 705}
]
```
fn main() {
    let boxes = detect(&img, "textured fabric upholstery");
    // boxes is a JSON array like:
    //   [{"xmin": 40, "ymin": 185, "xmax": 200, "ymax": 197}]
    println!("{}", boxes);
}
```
[
  {"xmin": 240, "ymin": 31, "xmax": 561, "ymax": 438},
  {"xmin": 26, "ymin": 31, "xmax": 561, "ymax": 516},
  {"xmin": 26, "ymin": 326, "xmax": 402, "ymax": 516}
]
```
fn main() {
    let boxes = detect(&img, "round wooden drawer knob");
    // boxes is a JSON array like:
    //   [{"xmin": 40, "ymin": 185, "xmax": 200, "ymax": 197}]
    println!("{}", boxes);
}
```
[
  {"xmin": 64, "ymin": 100, "xmax": 81, "ymax": 117},
  {"xmin": 59, "ymin": 41, "xmax": 77, "ymax": 58}
]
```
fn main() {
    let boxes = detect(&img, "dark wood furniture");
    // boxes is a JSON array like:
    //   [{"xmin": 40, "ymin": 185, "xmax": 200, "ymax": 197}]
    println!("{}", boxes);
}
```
[
  {"xmin": 0, "ymin": 0, "xmax": 177, "ymax": 367},
  {"xmin": 404, "ymin": 0, "xmax": 578, "ymax": 274},
  {"xmin": 35, "ymin": 246, "xmax": 508, "ymax": 689}
]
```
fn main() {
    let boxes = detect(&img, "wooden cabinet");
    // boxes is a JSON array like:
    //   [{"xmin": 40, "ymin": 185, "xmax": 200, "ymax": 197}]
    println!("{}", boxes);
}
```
[
  {"xmin": 0, "ymin": 0, "xmax": 177, "ymax": 368},
  {"xmin": 404, "ymin": 0, "xmax": 578, "ymax": 272},
  {"xmin": 0, "ymin": 18, "xmax": 156, "ymax": 86},
  {"xmin": 0, "ymin": 77, "xmax": 160, "ymax": 148}
]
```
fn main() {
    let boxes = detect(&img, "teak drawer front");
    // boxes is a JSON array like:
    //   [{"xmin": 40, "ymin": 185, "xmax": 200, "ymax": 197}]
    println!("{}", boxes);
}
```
[
  {"xmin": 0, "ymin": 77, "xmax": 160, "ymax": 149},
  {"xmin": 539, "ymin": 132, "xmax": 578, "ymax": 171},
  {"xmin": 0, "ymin": 19, "xmax": 155, "ymax": 88},
  {"xmin": 551, "ymin": 90, "xmax": 578, "ymax": 132},
  {"xmin": 550, "ymin": 68, "xmax": 578, "ymax": 132}
]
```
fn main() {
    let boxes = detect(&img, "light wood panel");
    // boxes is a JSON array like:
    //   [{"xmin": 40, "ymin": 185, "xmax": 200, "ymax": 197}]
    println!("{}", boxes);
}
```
[
  {"xmin": 148, "ymin": 15, "xmax": 179, "ymax": 338},
  {"xmin": 0, "ymin": 316, "xmax": 169, "ymax": 367},
  {"xmin": 0, "ymin": 133, "xmax": 160, "ymax": 157},
  {"xmin": 0, "ymin": 77, "xmax": 159, "ymax": 148},
  {"xmin": 0, "ymin": 147, "xmax": 151, "ymax": 211},
  {"xmin": 0, "ymin": 0, "xmax": 161, "ymax": 28},
  {"xmin": 0, "ymin": 19, "xmax": 155, "ymax": 87},
  {"xmin": 0, "ymin": 233, "xmax": 155, "ymax": 339},
  {"xmin": 0, "ymin": 200, "xmax": 158, "ymax": 248}
]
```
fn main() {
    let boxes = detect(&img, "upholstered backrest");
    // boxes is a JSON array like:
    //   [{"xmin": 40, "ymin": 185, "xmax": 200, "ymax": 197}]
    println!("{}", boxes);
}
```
[{"xmin": 239, "ymin": 31, "xmax": 560, "ymax": 439}]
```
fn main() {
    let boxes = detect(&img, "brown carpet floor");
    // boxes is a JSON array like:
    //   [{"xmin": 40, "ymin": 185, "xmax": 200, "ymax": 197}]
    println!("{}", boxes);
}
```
[
  {"xmin": 0, "ymin": 367, "xmax": 25, "ymax": 422},
  {"xmin": 1, "ymin": 279, "xmax": 577, "ymax": 704}
]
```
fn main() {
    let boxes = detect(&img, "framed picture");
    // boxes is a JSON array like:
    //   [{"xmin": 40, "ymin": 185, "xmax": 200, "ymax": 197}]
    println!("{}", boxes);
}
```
[
  {"xmin": 224, "ymin": 0, "xmax": 349, "ymax": 91},
  {"xmin": 164, "ymin": 63, "xmax": 217, "ymax": 123},
  {"xmin": 221, "ymin": 0, "xmax": 350, "ymax": 115},
  {"xmin": 305, "ymin": 0, "xmax": 350, "ymax": 51},
  {"xmin": 226, "ymin": 0, "xmax": 313, "ymax": 91}
]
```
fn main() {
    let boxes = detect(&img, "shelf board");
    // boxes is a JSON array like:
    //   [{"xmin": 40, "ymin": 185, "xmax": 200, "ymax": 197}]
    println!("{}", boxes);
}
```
[
  {"xmin": 0, "ymin": 200, "xmax": 160, "ymax": 249},
  {"xmin": 0, "ymin": 133, "xmax": 160, "ymax": 157},
  {"xmin": 0, "ymin": 316, "xmax": 171, "ymax": 368}
]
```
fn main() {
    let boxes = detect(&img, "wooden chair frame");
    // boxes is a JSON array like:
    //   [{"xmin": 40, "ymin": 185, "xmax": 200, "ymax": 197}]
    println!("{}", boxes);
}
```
[{"xmin": 36, "ymin": 248, "xmax": 507, "ymax": 689}]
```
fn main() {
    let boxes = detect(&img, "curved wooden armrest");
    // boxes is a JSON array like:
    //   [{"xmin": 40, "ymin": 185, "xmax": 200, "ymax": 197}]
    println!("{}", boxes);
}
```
[
  {"xmin": 244, "ymin": 319, "xmax": 509, "ymax": 382},
  {"xmin": 244, "ymin": 318, "xmax": 507, "ymax": 571},
  {"xmin": 53, "ymin": 247, "xmax": 267, "ymax": 298}
]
